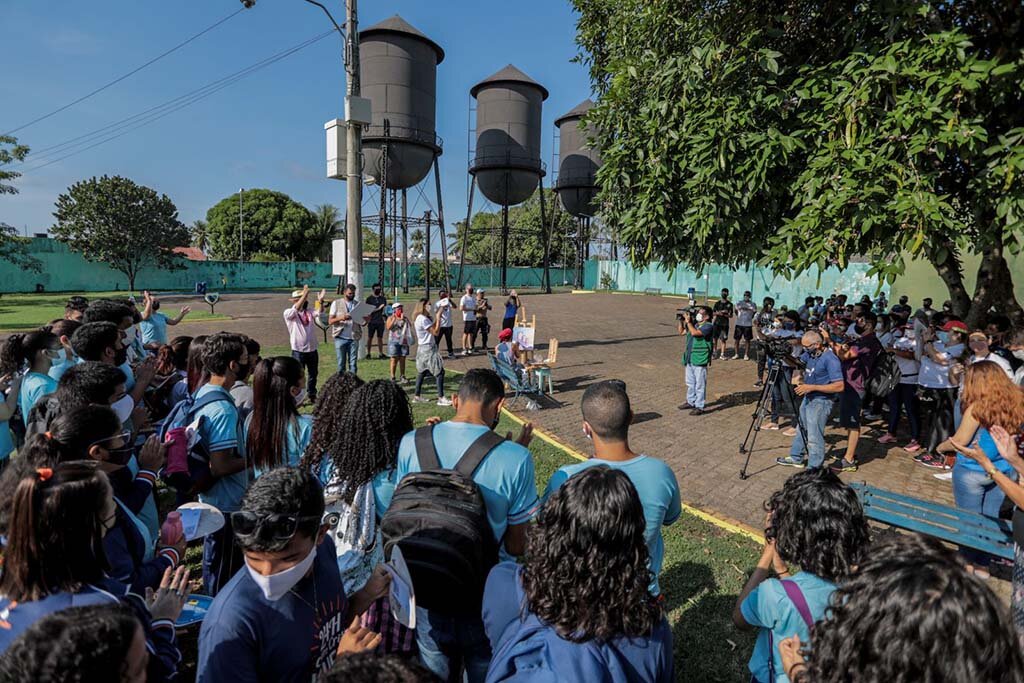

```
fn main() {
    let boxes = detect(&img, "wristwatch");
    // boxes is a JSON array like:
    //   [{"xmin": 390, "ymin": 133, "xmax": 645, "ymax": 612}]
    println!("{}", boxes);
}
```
[{"xmin": 985, "ymin": 466, "xmax": 998, "ymax": 478}]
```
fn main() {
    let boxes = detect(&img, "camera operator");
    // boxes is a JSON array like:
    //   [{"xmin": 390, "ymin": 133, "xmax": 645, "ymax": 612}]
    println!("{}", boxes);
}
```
[
  {"xmin": 776, "ymin": 330, "xmax": 845, "ymax": 469},
  {"xmin": 753, "ymin": 297, "xmax": 777, "ymax": 388},
  {"xmin": 679, "ymin": 306, "xmax": 714, "ymax": 416},
  {"xmin": 753, "ymin": 310, "xmax": 802, "ymax": 431}
]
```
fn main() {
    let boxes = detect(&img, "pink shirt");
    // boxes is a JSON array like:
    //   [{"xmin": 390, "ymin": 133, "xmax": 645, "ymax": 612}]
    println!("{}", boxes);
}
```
[{"xmin": 283, "ymin": 307, "xmax": 319, "ymax": 353}]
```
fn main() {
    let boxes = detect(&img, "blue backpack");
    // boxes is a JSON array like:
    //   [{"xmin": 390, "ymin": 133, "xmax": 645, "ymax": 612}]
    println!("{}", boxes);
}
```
[{"xmin": 158, "ymin": 391, "xmax": 236, "ymax": 499}]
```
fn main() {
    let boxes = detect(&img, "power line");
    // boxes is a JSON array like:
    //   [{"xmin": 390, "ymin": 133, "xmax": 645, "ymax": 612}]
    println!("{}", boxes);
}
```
[
  {"xmin": 18, "ymin": 30, "xmax": 334, "ymax": 174},
  {"xmin": 3, "ymin": 7, "xmax": 247, "ymax": 136}
]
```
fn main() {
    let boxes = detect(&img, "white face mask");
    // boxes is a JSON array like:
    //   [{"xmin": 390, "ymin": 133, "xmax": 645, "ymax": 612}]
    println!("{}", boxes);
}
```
[
  {"xmin": 695, "ymin": 313, "xmax": 706, "ymax": 323},
  {"xmin": 1013, "ymin": 349, "xmax": 1024, "ymax": 361},
  {"xmin": 245, "ymin": 543, "xmax": 317, "ymax": 602},
  {"xmin": 111, "ymin": 394, "xmax": 136, "ymax": 424},
  {"xmin": 293, "ymin": 388, "xmax": 307, "ymax": 406}
]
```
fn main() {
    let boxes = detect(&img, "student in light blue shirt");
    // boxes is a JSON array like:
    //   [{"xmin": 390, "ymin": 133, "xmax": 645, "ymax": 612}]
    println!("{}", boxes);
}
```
[
  {"xmin": 243, "ymin": 356, "xmax": 314, "ymax": 476},
  {"xmin": 545, "ymin": 380, "xmax": 681, "ymax": 596},
  {"xmin": 386, "ymin": 368, "xmax": 540, "ymax": 683},
  {"xmin": 733, "ymin": 468, "xmax": 870, "ymax": 683},
  {"xmin": 2, "ymin": 329, "xmax": 62, "ymax": 420},
  {"xmin": 45, "ymin": 319, "xmax": 82, "ymax": 383},
  {"xmin": 193, "ymin": 333, "xmax": 251, "ymax": 597},
  {"xmin": 139, "ymin": 291, "xmax": 191, "ymax": 349}
]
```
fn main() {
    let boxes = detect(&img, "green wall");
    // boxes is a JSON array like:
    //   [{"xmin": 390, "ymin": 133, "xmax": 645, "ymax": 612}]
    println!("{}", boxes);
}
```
[
  {"xmin": 0, "ymin": 239, "xmax": 571, "ymax": 293},
  {"xmin": 887, "ymin": 252, "xmax": 1024, "ymax": 306}
]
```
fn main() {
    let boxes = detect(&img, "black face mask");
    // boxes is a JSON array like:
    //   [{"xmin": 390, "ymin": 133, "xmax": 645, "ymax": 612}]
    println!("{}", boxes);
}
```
[
  {"xmin": 114, "ymin": 346, "xmax": 128, "ymax": 366},
  {"xmin": 854, "ymin": 323, "xmax": 866, "ymax": 334},
  {"xmin": 152, "ymin": 301, "xmax": 161, "ymax": 311},
  {"xmin": 105, "ymin": 444, "xmax": 134, "ymax": 467},
  {"xmin": 300, "ymin": 301, "xmax": 309, "ymax": 310},
  {"xmin": 345, "ymin": 293, "xmax": 355, "ymax": 301},
  {"xmin": 373, "ymin": 289, "xmax": 381, "ymax": 296}
]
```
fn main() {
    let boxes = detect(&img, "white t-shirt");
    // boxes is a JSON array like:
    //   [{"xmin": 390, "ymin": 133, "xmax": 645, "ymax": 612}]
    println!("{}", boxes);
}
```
[
  {"xmin": 735, "ymin": 300, "xmax": 756, "ymax": 327},
  {"xmin": 415, "ymin": 315, "xmax": 436, "ymax": 347},
  {"xmin": 970, "ymin": 353, "xmax": 1013, "ymax": 379},
  {"xmin": 892, "ymin": 333, "xmax": 920, "ymax": 384},
  {"xmin": 460, "ymin": 294, "xmax": 477, "ymax": 322},
  {"xmin": 434, "ymin": 298, "xmax": 452, "ymax": 328},
  {"xmin": 917, "ymin": 341, "xmax": 962, "ymax": 389}
]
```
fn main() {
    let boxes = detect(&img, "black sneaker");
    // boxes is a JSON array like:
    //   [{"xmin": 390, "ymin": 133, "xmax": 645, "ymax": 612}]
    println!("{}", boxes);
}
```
[
  {"xmin": 690, "ymin": 408, "xmax": 704, "ymax": 416},
  {"xmin": 678, "ymin": 403, "xmax": 693, "ymax": 411},
  {"xmin": 830, "ymin": 459, "xmax": 858, "ymax": 473}
]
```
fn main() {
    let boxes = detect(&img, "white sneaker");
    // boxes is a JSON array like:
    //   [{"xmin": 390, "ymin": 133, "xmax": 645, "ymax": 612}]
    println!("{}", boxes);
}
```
[
  {"xmin": 437, "ymin": 397, "xmax": 453, "ymax": 407},
  {"xmin": 461, "ymin": 350, "xmax": 469, "ymax": 356},
  {"xmin": 933, "ymin": 471, "xmax": 953, "ymax": 481},
  {"xmin": 413, "ymin": 396, "xmax": 428, "ymax": 403}
]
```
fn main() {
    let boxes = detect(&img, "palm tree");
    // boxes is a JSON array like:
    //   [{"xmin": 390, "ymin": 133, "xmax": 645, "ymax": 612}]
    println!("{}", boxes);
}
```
[
  {"xmin": 311, "ymin": 204, "xmax": 342, "ymax": 261},
  {"xmin": 409, "ymin": 228, "xmax": 425, "ymax": 259},
  {"xmin": 191, "ymin": 220, "xmax": 209, "ymax": 254}
]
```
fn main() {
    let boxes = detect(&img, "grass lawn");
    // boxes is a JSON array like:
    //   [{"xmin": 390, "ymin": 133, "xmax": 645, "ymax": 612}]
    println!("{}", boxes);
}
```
[
  {"xmin": 257, "ymin": 342, "xmax": 761, "ymax": 681},
  {"xmin": 0, "ymin": 291, "xmax": 228, "ymax": 331}
]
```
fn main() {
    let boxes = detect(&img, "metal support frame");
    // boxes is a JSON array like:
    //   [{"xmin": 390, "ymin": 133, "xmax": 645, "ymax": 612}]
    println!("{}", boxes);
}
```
[
  {"xmin": 377, "ymin": 120, "xmax": 390, "ymax": 291},
  {"xmin": 456, "ymin": 176, "xmax": 476, "ymax": 291},
  {"xmin": 432, "ymin": 156, "xmax": 451, "ymax": 292},
  {"xmin": 537, "ymin": 174, "xmax": 551, "ymax": 294},
  {"xmin": 401, "ymin": 189, "xmax": 409, "ymax": 294},
  {"xmin": 390, "ymin": 187, "xmax": 398, "ymax": 296},
  {"xmin": 423, "ymin": 210, "xmax": 432, "ymax": 299}
]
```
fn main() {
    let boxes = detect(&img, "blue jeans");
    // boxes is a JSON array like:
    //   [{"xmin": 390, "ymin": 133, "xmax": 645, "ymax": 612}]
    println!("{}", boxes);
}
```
[
  {"xmin": 789, "ymin": 396, "xmax": 834, "ymax": 468},
  {"xmin": 334, "ymin": 337, "xmax": 357, "ymax": 374},
  {"xmin": 685, "ymin": 364, "xmax": 707, "ymax": 409},
  {"xmin": 953, "ymin": 462, "xmax": 1011, "ymax": 567},
  {"xmin": 414, "ymin": 607, "xmax": 491, "ymax": 683}
]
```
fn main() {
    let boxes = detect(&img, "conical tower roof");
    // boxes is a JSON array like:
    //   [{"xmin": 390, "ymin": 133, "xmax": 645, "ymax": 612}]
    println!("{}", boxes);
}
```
[
  {"xmin": 555, "ymin": 98, "xmax": 595, "ymax": 127},
  {"xmin": 360, "ymin": 14, "xmax": 444, "ymax": 63},
  {"xmin": 470, "ymin": 64, "xmax": 548, "ymax": 100}
]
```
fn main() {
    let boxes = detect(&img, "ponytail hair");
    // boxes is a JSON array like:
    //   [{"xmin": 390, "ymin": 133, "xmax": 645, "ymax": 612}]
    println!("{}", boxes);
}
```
[
  {"xmin": 248, "ymin": 356, "xmax": 303, "ymax": 472},
  {"xmin": 186, "ymin": 335, "xmax": 209, "ymax": 394},
  {"xmin": 154, "ymin": 336, "xmax": 192, "ymax": 376},
  {"xmin": 1, "ymin": 330, "xmax": 57, "ymax": 375},
  {"xmin": 0, "ymin": 461, "xmax": 110, "ymax": 602}
]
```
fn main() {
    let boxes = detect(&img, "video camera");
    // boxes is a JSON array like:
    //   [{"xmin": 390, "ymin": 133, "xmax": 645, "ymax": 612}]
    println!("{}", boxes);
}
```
[
  {"xmin": 763, "ymin": 338, "xmax": 806, "ymax": 369},
  {"xmin": 675, "ymin": 306, "xmax": 697, "ymax": 321}
]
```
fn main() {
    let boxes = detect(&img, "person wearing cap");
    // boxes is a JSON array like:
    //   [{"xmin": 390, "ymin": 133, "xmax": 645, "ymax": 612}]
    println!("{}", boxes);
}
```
[
  {"xmin": 475, "ymin": 288, "xmax": 493, "ymax": 352},
  {"xmin": 385, "ymin": 301, "xmax": 414, "ymax": 384},
  {"xmin": 914, "ymin": 317, "xmax": 968, "ymax": 469},
  {"xmin": 495, "ymin": 327, "xmax": 529, "ymax": 385},
  {"xmin": 284, "ymin": 285, "xmax": 325, "ymax": 403}
]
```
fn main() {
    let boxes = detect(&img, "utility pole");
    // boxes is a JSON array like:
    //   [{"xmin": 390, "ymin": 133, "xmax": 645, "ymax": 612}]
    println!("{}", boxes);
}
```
[
  {"xmin": 345, "ymin": 0, "xmax": 363, "ymax": 299},
  {"xmin": 238, "ymin": 188, "xmax": 244, "ymax": 261}
]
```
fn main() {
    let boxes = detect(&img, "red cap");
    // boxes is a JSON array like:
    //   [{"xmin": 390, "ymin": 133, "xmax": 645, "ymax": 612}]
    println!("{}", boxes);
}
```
[
  {"xmin": 498, "ymin": 328, "xmax": 513, "ymax": 341},
  {"xmin": 940, "ymin": 320, "xmax": 968, "ymax": 334}
]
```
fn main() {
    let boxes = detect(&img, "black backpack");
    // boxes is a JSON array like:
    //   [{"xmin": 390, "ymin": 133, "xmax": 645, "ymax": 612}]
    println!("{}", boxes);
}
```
[
  {"xmin": 866, "ymin": 350, "xmax": 901, "ymax": 397},
  {"xmin": 381, "ymin": 424, "xmax": 502, "ymax": 617}
]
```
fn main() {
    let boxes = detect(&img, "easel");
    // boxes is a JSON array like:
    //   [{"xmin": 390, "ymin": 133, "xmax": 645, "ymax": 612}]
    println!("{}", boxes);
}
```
[{"xmin": 513, "ymin": 307, "xmax": 537, "ymax": 365}]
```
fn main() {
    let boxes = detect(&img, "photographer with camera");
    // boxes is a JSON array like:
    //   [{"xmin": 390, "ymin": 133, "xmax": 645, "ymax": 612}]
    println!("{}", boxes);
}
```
[
  {"xmin": 754, "ymin": 310, "xmax": 803, "ymax": 431},
  {"xmin": 679, "ymin": 306, "xmax": 714, "ymax": 416},
  {"xmin": 776, "ymin": 330, "xmax": 845, "ymax": 469}
]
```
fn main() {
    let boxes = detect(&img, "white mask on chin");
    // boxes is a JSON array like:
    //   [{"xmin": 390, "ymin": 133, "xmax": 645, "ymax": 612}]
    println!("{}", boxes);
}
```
[
  {"xmin": 293, "ymin": 388, "xmax": 307, "ymax": 406},
  {"xmin": 245, "ymin": 543, "xmax": 317, "ymax": 602}
]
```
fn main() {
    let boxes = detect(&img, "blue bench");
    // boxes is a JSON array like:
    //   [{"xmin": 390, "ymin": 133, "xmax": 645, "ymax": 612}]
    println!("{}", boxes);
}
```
[
  {"xmin": 488, "ymin": 353, "xmax": 541, "ymax": 406},
  {"xmin": 643, "ymin": 287, "xmax": 662, "ymax": 296},
  {"xmin": 849, "ymin": 482, "xmax": 1013, "ymax": 560}
]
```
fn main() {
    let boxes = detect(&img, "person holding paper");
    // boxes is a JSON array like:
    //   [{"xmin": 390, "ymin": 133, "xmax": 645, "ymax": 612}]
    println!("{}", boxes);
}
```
[
  {"xmin": 284, "ymin": 286, "xmax": 325, "ymax": 402},
  {"xmin": 197, "ymin": 467, "xmax": 390, "ymax": 682}
]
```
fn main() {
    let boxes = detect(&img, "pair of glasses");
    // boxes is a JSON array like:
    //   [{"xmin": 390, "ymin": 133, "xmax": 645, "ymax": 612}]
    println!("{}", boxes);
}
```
[{"xmin": 230, "ymin": 512, "xmax": 322, "ymax": 542}]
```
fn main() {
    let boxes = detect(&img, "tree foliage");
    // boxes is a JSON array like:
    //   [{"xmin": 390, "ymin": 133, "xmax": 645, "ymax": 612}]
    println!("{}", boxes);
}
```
[
  {"xmin": 451, "ymin": 189, "xmax": 575, "ymax": 268},
  {"xmin": 573, "ymin": 0, "xmax": 1024, "ymax": 324},
  {"xmin": 310, "ymin": 204, "xmax": 342, "ymax": 262},
  {"xmin": 362, "ymin": 226, "xmax": 393, "ymax": 255},
  {"xmin": 0, "ymin": 135, "xmax": 29, "ymax": 196},
  {"xmin": 190, "ymin": 220, "xmax": 209, "ymax": 253},
  {"xmin": 205, "ymin": 189, "xmax": 317, "ymax": 261},
  {"xmin": 0, "ymin": 136, "xmax": 40, "ymax": 271},
  {"xmin": 51, "ymin": 175, "xmax": 188, "ymax": 290}
]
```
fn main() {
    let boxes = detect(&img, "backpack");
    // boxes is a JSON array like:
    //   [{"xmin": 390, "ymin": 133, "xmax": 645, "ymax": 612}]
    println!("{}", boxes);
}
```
[
  {"xmin": 866, "ymin": 350, "xmax": 901, "ymax": 397},
  {"xmin": 24, "ymin": 394, "xmax": 59, "ymax": 442},
  {"xmin": 381, "ymin": 425, "xmax": 502, "ymax": 617},
  {"xmin": 158, "ymin": 391, "xmax": 236, "ymax": 497}
]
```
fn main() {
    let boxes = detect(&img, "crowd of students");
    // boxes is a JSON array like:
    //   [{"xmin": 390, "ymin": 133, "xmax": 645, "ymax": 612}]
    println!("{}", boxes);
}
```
[{"xmin": 0, "ymin": 291, "xmax": 1022, "ymax": 682}]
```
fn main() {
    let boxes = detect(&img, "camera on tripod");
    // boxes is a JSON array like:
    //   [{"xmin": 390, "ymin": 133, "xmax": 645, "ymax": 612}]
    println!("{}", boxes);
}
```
[{"xmin": 764, "ymin": 338, "xmax": 797, "ymax": 362}]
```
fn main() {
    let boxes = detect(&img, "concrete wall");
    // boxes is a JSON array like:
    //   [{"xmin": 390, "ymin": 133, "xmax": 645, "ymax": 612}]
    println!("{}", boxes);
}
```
[
  {"xmin": 887, "ymin": 253, "xmax": 1024, "ymax": 306},
  {"xmin": 0, "ymin": 238, "xmax": 571, "ymax": 293}
]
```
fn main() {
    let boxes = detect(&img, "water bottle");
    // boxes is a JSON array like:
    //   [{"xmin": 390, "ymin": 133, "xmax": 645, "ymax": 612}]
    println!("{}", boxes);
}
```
[{"xmin": 161, "ymin": 511, "xmax": 184, "ymax": 546}]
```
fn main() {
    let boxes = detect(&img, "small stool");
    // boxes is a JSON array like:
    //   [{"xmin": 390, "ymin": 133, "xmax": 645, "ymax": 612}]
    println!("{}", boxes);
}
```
[{"xmin": 533, "ymin": 366, "xmax": 553, "ymax": 395}]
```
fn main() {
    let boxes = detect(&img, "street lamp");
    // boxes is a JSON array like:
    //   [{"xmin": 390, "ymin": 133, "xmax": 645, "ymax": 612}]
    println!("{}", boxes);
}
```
[
  {"xmin": 240, "ymin": 0, "xmax": 364, "ymax": 298},
  {"xmin": 238, "ymin": 188, "xmax": 244, "ymax": 261}
]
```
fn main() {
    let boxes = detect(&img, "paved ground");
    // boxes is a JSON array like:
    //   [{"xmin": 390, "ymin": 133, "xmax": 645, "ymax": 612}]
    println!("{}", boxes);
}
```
[{"xmin": 177, "ymin": 290, "xmax": 955, "ymax": 533}]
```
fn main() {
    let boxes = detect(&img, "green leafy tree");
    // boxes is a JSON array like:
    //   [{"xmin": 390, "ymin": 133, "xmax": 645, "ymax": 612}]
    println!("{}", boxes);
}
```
[
  {"xmin": 0, "ymin": 135, "xmax": 29, "ymax": 196},
  {"xmin": 51, "ymin": 175, "xmax": 188, "ymax": 291},
  {"xmin": 191, "ymin": 219, "xmax": 209, "ymax": 253},
  {"xmin": 573, "ymin": 0, "xmax": 1024, "ymax": 325},
  {"xmin": 409, "ymin": 228, "xmax": 425, "ymax": 258},
  {"xmin": 309, "ymin": 204, "xmax": 342, "ymax": 262},
  {"xmin": 0, "ymin": 136, "xmax": 40, "ymax": 271},
  {"xmin": 362, "ymin": 226, "xmax": 393, "ymax": 255},
  {"xmin": 413, "ymin": 258, "xmax": 449, "ymax": 288},
  {"xmin": 450, "ymin": 189, "xmax": 574, "ymax": 268},
  {"xmin": 205, "ymin": 189, "xmax": 315, "ymax": 261}
]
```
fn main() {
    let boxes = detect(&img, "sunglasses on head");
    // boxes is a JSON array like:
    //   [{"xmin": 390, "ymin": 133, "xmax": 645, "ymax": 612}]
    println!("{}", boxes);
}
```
[{"xmin": 230, "ymin": 511, "xmax": 323, "ymax": 543}]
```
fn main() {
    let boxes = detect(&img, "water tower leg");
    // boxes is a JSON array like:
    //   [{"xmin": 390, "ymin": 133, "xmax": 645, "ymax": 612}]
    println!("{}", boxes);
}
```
[
  {"xmin": 500, "ymin": 202, "xmax": 509, "ymax": 294},
  {"xmin": 401, "ymin": 189, "xmax": 409, "ymax": 294},
  {"xmin": 424, "ymin": 210, "xmax": 432, "ymax": 300},
  {"xmin": 537, "ymin": 176, "xmax": 552, "ymax": 294},
  {"xmin": 390, "ymin": 189, "xmax": 398, "ymax": 297},
  {"xmin": 432, "ymin": 156, "xmax": 452, "ymax": 292},
  {"xmin": 457, "ymin": 176, "xmax": 476, "ymax": 291},
  {"xmin": 378, "ymin": 143, "xmax": 389, "ymax": 292}
]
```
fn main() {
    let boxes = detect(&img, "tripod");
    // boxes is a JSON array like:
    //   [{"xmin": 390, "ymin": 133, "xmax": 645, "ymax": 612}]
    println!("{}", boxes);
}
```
[{"xmin": 739, "ymin": 358, "xmax": 809, "ymax": 479}]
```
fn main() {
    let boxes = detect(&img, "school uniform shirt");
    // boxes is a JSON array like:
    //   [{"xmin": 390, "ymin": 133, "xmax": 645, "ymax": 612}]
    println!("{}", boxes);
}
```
[
  {"xmin": 194, "ymin": 383, "xmax": 248, "ymax": 513},
  {"xmin": 246, "ymin": 413, "xmax": 314, "ymax": 477},
  {"xmin": 545, "ymin": 455, "xmax": 681, "ymax": 596},
  {"xmin": 104, "ymin": 466, "xmax": 177, "ymax": 593},
  {"xmin": 0, "ymin": 419, "xmax": 13, "ymax": 461},
  {"xmin": 18, "ymin": 371, "xmax": 57, "ymax": 422},
  {"xmin": 196, "ymin": 536, "xmax": 348, "ymax": 683},
  {"xmin": 120, "ymin": 360, "xmax": 136, "ymax": 392},
  {"xmin": 0, "ymin": 577, "xmax": 181, "ymax": 681},
  {"xmin": 47, "ymin": 350, "xmax": 77, "ymax": 382},
  {"xmin": 390, "ymin": 422, "xmax": 541, "ymax": 560},
  {"xmin": 483, "ymin": 562, "xmax": 674, "ymax": 683},
  {"xmin": 140, "ymin": 312, "xmax": 169, "ymax": 346},
  {"xmin": 740, "ymin": 573, "xmax": 836, "ymax": 683}
]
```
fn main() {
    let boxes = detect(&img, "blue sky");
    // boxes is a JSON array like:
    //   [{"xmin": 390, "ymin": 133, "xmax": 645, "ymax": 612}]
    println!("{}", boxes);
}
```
[{"xmin": 2, "ymin": 0, "xmax": 591, "ymax": 246}]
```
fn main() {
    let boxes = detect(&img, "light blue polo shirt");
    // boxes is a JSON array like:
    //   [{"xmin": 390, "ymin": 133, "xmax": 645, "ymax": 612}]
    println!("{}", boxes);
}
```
[
  {"xmin": 390, "ymin": 422, "xmax": 541, "ymax": 558},
  {"xmin": 194, "ymin": 383, "xmax": 248, "ymax": 513},
  {"xmin": 140, "ymin": 312, "xmax": 169, "ymax": 346},
  {"xmin": 740, "ymin": 572, "xmax": 837, "ymax": 683},
  {"xmin": 119, "ymin": 361, "xmax": 136, "ymax": 392},
  {"xmin": 545, "ymin": 455, "xmax": 681, "ymax": 596},
  {"xmin": 318, "ymin": 461, "xmax": 397, "ymax": 520},
  {"xmin": 19, "ymin": 371, "xmax": 58, "ymax": 421},
  {"xmin": 247, "ymin": 413, "xmax": 314, "ymax": 477},
  {"xmin": 0, "ymin": 420, "xmax": 14, "ymax": 460}
]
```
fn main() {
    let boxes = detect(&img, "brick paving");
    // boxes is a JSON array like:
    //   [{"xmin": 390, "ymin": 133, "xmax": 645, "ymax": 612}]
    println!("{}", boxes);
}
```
[{"xmin": 177, "ymin": 290, "xmax": 956, "ymax": 532}]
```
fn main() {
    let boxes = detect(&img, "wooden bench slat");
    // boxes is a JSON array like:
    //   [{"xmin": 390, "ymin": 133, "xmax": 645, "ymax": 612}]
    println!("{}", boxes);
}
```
[
  {"xmin": 864, "ymin": 508, "xmax": 1013, "ymax": 560},
  {"xmin": 853, "ymin": 484, "xmax": 1010, "ymax": 533},
  {"xmin": 859, "ymin": 491, "xmax": 1011, "ymax": 537}
]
